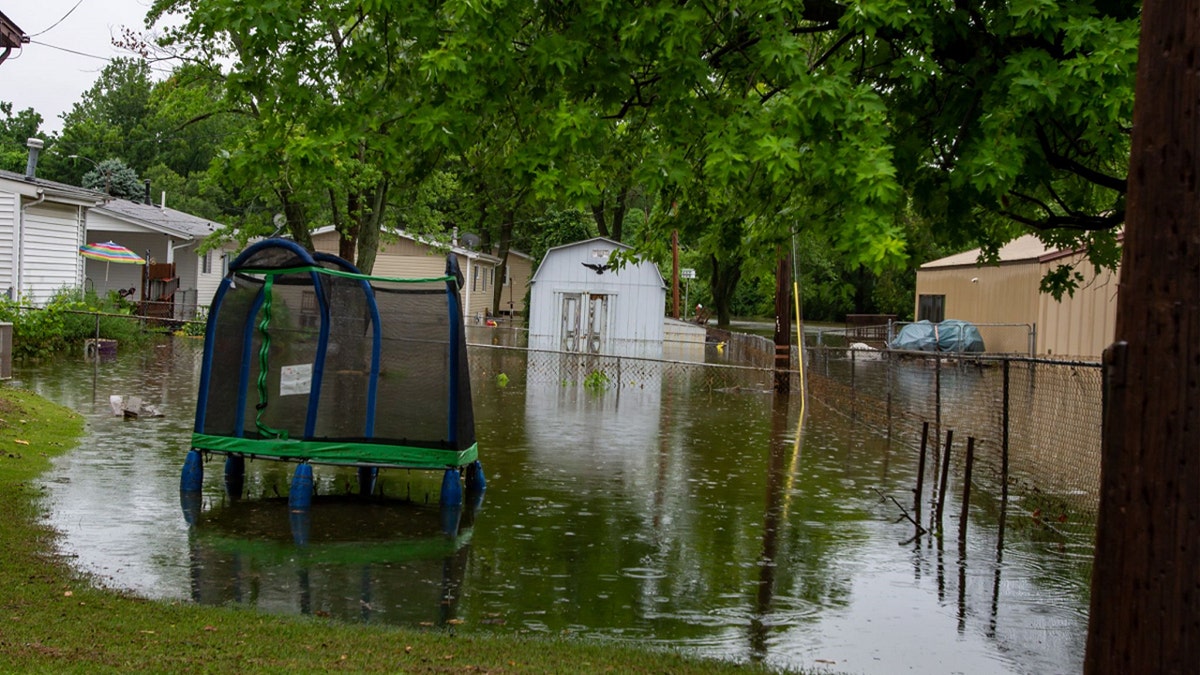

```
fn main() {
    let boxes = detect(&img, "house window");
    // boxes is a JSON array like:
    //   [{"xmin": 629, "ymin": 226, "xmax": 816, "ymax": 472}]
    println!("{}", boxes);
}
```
[
  {"xmin": 202, "ymin": 252, "xmax": 212, "ymax": 274},
  {"xmin": 918, "ymin": 294, "xmax": 945, "ymax": 322},
  {"xmin": 472, "ymin": 265, "xmax": 479, "ymax": 292}
]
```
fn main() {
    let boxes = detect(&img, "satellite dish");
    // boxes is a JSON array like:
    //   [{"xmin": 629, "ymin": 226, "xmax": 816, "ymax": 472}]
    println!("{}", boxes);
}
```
[
  {"xmin": 271, "ymin": 213, "xmax": 286, "ymax": 237},
  {"xmin": 461, "ymin": 232, "xmax": 482, "ymax": 250}
]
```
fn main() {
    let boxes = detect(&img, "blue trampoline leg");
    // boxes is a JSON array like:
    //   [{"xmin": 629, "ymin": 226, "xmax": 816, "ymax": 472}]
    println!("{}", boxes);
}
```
[
  {"xmin": 224, "ymin": 455, "xmax": 245, "ymax": 500},
  {"xmin": 179, "ymin": 490, "xmax": 202, "ymax": 526},
  {"xmin": 440, "ymin": 468, "xmax": 463, "ymax": 507},
  {"xmin": 181, "ymin": 449, "xmax": 204, "ymax": 492},
  {"xmin": 465, "ymin": 460, "xmax": 486, "ymax": 493},
  {"xmin": 289, "ymin": 463, "xmax": 314, "ymax": 511},
  {"xmin": 289, "ymin": 509, "xmax": 311, "ymax": 547},
  {"xmin": 440, "ymin": 503, "xmax": 463, "ymax": 535}
]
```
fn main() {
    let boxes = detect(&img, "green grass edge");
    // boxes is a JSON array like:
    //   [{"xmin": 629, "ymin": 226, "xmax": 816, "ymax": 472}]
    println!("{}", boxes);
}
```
[{"xmin": 0, "ymin": 384, "xmax": 787, "ymax": 674}]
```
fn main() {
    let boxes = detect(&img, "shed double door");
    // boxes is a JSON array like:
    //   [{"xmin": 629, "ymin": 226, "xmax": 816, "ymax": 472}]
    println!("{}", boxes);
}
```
[{"xmin": 560, "ymin": 293, "xmax": 608, "ymax": 353}]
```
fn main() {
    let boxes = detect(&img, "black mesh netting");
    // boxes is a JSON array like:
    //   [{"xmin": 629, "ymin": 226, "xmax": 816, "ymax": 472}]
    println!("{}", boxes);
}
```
[{"xmin": 195, "ymin": 242, "xmax": 475, "ymax": 463}]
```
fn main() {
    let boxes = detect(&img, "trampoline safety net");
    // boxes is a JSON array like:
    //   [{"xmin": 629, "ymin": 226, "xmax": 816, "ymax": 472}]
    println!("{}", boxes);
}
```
[{"xmin": 191, "ymin": 239, "xmax": 477, "ymax": 469}]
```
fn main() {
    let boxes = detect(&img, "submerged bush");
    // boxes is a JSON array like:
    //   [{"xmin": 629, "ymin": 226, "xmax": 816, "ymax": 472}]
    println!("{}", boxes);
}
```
[{"xmin": 0, "ymin": 287, "xmax": 151, "ymax": 359}]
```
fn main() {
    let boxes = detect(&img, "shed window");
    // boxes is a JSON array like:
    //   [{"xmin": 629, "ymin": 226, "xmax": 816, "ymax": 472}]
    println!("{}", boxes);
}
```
[
  {"xmin": 918, "ymin": 294, "xmax": 945, "ymax": 322},
  {"xmin": 202, "ymin": 252, "xmax": 212, "ymax": 274}
]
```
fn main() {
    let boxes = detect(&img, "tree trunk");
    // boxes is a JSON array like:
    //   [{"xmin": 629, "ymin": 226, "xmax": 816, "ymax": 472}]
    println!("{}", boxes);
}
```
[
  {"xmin": 591, "ymin": 185, "xmax": 630, "ymax": 242},
  {"xmin": 354, "ymin": 179, "xmax": 388, "ymax": 275},
  {"xmin": 592, "ymin": 203, "xmax": 609, "ymax": 239},
  {"xmin": 491, "ymin": 210, "xmax": 516, "ymax": 316},
  {"xmin": 278, "ymin": 189, "xmax": 312, "ymax": 251},
  {"xmin": 708, "ymin": 252, "xmax": 742, "ymax": 328},
  {"xmin": 1084, "ymin": 2, "xmax": 1200, "ymax": 672}
]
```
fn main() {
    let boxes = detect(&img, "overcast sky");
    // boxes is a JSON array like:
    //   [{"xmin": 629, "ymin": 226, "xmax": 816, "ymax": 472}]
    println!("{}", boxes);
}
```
[{"xmin": 2, "ymin": 0, "xmax": 167, "ymax": 134}]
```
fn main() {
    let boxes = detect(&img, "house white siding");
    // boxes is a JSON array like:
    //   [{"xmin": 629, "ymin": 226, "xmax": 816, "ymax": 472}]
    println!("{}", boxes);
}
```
[
  {"xmin": 192, "ymin": 247, "xmax": 228, "ymax": 312},
  {"xmin": 0, "ymin": 191, "xmax": 14, "ymax": 298},
  {"xmin": 21, "ymin": 202, "xmax": 84, "ymax": 303},
  {"xmin": 528, "ymin": 238, "xmax": 667, "ymax": 358}
]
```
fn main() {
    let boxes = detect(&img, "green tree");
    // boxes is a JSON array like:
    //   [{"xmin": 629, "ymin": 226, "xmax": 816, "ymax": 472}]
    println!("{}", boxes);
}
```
[
  {"xmin": 49, "ymin": 58, "xmax": 158, "ymax": 184},
  {"xmin": 146, "ymin": 1, "xmax": 1137, "ymax": 317},
  {"xmin": 78, "ymin": 158, "xmax": 143, "ymax": 200},
  {"xmin": 0, "ymin": 103, "xmax": 46, "ymax": 173}
]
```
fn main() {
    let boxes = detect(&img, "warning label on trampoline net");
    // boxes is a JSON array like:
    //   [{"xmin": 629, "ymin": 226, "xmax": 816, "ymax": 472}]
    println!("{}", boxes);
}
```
[{"xmin": 279, "ymin": 363, "xmax": 313, "ymax": 396}]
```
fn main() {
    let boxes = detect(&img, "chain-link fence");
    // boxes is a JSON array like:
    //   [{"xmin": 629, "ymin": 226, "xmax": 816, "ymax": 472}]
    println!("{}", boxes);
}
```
[
  {"xmin": 20, "ymin": 304, "xmax": 1103, "ymax": 525},
  {"xmin": 446, "ymin": 325, "xmax": 1106, "ymax": 527},
  {"xmin": 805, "ymin": 345, "xmax": 1102, "ymax": 521},
  {"xmin": 468, "ymin": 341, "xmax": 776, "ymax": 394}
]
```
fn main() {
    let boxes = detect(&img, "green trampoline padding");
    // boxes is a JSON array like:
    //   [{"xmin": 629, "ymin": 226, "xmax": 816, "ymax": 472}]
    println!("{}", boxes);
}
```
[{"xmin": 191, "ymin": 433, "xmax": 478, "ymax": 469}]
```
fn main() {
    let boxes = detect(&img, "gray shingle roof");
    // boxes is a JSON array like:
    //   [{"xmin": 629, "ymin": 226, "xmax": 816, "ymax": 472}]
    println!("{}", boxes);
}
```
[
  {"xmin": 95, "ymin": 198, "xmax": 223, "ymax": 238},
  {"xmin": 0, "ymin": 168, "xmax": 109, "ymax": 203}
]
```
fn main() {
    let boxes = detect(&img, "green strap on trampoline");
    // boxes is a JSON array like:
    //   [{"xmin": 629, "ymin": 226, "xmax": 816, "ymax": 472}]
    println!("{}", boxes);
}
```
[{"xmin": 254, "ymin": 275, "xmax": 287, "ymax": 440}]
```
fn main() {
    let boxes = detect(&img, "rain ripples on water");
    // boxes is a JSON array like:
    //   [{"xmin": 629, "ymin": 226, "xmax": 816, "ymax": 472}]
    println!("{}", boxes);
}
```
[{"xmin": 19, "ymin": 336, "xmax": 1092, "ymax": 675}]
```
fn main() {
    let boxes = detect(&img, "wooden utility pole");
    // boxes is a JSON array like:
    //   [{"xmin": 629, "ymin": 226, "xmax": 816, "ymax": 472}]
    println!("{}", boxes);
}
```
[
  {"xmin": 773, "ymin": 249, "xmax": 792, "ymax": 393},
  {"xmin": 1084, "ymin": 2, "xmax": 1200, "ymax": 672},
  {"xmin": 671, "ymin": 230, "xmax": 680, "ymax": 319}
]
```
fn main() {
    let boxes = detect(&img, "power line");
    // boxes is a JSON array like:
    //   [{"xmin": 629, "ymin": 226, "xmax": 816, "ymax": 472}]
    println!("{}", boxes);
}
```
[
  {"xmin": 28, "ymin": 39, "xmax": 109, "ymax": 62},
  {"xmin": 26, "ymin": 39, "xmax": 176, "ymax": 74},
  {"xmin": 29, "ymin": 0, "xmax": 86, "ymax": 38}
]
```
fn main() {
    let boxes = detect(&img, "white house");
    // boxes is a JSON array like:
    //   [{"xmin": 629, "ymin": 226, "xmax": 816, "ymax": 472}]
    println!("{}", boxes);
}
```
[
  {"xmin": 1, "ymin": 165, "xmax": 107, "ymax": 304},
  {"xmin": 86, "ymin": 198, "xmax": 232, "ymax": 319},
  {"xmin": 528, "ymin": 237, "xmax": 667, "ymax": 358}
]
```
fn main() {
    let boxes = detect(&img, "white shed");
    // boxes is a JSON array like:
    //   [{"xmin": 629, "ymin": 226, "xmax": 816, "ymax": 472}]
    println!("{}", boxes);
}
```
[{"xmin": 528, "ymin": 237, "xmax": 667, "ymax": 358}]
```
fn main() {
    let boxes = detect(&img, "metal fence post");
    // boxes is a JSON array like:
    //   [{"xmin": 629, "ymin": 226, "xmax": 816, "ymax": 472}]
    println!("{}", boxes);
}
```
[
  {"xmin": 935, "ymin": 354, "xmax": 943, "ymax": 445},
  {"xmin": 999, "ymin": 358, "xmax": 1011, "ymax": 549}
]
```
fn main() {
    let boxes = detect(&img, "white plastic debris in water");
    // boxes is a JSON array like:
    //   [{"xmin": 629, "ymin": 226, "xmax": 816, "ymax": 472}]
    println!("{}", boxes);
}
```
[{"xmin": 110, "ymin": 395, "xmax": 163, "ymax": 419}]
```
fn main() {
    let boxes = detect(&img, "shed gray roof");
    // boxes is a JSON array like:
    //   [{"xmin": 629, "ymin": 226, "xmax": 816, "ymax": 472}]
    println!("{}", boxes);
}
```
[{"xmin": 94, "ymin": 199, "xmax": 223, "ymax": 239}]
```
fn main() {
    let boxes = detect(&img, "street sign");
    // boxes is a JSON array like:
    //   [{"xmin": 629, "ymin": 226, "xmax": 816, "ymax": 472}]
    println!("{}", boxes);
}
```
[{"xmin": 680, "ymin": 268, "xmax": 696, "ymax": 279}]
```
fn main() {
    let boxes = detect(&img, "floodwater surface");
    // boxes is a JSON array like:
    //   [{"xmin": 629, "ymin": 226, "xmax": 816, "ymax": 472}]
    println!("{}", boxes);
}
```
[{"xmin": 17, "ymin": 337, "xmax": 1092, "ymax": 675}]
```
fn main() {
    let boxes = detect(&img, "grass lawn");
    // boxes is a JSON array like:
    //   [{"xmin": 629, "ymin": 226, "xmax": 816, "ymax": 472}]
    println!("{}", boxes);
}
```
[{"xmin": 0, "ymin": 385, "xmax": 786, "ymax": 674}]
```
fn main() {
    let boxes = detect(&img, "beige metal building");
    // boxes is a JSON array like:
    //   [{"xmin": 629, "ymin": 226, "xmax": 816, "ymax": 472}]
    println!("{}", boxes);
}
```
[
  {"xmin": 494, "ymin": 248, "xmax": 533, "ymax": 318},
  {"xmin": 915, "ymin": 234, "xmax": 1119, "ymax": 359}
]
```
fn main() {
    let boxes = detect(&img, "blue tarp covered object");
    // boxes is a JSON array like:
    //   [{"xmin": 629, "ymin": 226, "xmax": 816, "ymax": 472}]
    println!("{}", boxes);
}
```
[{"xmin": 890, "ymin": 320, "xmax": 986, "ymax": 353}]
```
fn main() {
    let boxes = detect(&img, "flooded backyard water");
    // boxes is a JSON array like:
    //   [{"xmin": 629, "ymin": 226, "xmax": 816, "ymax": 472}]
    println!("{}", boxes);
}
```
[{"xmin": 15, "ymin": 336, "xmax": 1092, "ymax": 674}]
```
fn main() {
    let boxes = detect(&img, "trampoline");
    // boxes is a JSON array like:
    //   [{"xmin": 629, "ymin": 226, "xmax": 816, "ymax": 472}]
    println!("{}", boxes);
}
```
[{"xmin": 179, "ymin": 239, "xmax": 483, "ymax": 509}]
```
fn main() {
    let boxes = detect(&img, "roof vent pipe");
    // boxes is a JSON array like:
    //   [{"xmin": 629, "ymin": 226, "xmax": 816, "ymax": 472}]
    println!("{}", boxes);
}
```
[
  {"xmin": 24, "ymin": 138, "xmax": 43, "ymax": 181},
  {"xmin": 144, "ymin": 179, "xmax": 151, "ymax": 205}
]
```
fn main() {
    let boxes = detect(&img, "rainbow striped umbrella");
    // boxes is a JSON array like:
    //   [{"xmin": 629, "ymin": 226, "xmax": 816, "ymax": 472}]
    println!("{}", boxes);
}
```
[{"xmin": 79, "ymin": 241, "xmax": 145, "ymax": 290}]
